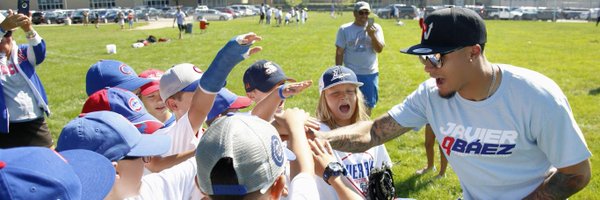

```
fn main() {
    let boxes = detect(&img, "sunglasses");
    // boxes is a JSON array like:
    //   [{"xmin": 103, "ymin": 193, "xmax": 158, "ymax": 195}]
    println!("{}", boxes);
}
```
[
  {"xmin": 122, "ymin": 156, "xmax": 152, "ymax": 163},
  {"xmin": 418, "ymin": 47, "xmax": 464, "ymax": 68},
  {"xmin": 358, "ymin": 10, "xmax": 370, "ymax": 15}
]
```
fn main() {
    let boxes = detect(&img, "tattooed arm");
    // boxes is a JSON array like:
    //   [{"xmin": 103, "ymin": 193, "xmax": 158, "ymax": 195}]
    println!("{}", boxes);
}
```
[
  {"xmin": 315, "ymin": 113, "xmax": 413, "ymax": 152},
  {"xmin": 524, "ymin": 159, "xmax": 591, "ymax": 200}
]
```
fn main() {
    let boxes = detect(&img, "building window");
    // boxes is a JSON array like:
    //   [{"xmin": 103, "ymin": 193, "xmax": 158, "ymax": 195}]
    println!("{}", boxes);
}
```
[
  {"xmin": 90, "ymin": 0, "xmax": 117, "ymax": 9},
  {"xmin": 144, "ymin": 0, "xmax": 170, "ymax": 7},
  {"xmin": 38, "ymin": 0, "xmax": 64, "ymax": 10}
]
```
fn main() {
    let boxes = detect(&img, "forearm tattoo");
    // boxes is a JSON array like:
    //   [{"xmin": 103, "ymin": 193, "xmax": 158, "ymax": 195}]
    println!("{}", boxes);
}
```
[
  {"xmin": 328, "ymin": 115, "xmax": 411, "ymax": 152},
  {"xmin": 524, "ymin": 171, "xmax": 588, "ymax": 200}
]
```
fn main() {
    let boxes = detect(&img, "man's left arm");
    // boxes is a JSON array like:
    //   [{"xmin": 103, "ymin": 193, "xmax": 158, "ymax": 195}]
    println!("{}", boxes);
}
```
[
  {"xmin": 367, "ymin": 24, "xmax": 384, "ymax": 53},
  {"xmin": 20, "ymin": 14, "xmax": 45, "ymax": 66},
  {"xmin": 524, "ymin": 159, "xmax": 591, "ymax": 200}
]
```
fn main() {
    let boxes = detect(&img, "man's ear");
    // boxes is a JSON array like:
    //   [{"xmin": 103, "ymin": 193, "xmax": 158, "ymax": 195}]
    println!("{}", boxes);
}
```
[
  {"xmin": 246, "ymin": 91, "xmax": 256, "ymax": 102},
  {"xmin": 470, "ymin": 44, "xmax": 482, "ymax": 58},
  {"xmin": 269, "ymin": 175, "xmax": 286, "ymax": 200}
]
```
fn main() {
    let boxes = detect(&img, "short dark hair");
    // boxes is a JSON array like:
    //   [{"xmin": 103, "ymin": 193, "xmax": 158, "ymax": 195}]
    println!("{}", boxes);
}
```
[{"xmin": 209, "ymin": 157, "xmax": 247, "ymax": 200}]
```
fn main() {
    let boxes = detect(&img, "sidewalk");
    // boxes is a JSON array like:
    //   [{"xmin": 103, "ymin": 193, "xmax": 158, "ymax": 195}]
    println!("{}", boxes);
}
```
[{"xmin": 134, "ymin": 17, "xmax": 195, "ymax": 30}]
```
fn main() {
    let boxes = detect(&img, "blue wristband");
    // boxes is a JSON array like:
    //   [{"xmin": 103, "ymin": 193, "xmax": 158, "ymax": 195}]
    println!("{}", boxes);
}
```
[{"xmin": 278, "ymin": 84, "xmax": 286, "ymax": 99}]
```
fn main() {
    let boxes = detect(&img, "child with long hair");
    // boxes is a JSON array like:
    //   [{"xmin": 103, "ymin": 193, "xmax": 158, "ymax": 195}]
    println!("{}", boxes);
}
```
[{"xmin": 314, "ymin": 66, "xmax": 392, "ymax": 199}]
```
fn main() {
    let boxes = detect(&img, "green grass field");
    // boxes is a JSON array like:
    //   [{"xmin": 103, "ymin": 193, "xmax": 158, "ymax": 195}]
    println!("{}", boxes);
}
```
[{"xmin": 19, "ymin": 12, "xmax": 599, "ymax": 199}]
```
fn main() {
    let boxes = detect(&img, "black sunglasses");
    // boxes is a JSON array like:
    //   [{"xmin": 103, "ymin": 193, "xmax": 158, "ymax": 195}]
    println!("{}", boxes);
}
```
[
  {"xmin": 357, "ymin": 10, "xmax": 370, "ymax": 15},
  {"xmin": 418, "ymin": 47, "xmax": 464, "ymax": 68}
]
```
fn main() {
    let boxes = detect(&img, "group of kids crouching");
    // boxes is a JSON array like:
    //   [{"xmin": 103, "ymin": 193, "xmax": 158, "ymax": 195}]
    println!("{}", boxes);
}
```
[{"xmin": 0, "ymin": 32, "xmax": 394, "ymax": 200}]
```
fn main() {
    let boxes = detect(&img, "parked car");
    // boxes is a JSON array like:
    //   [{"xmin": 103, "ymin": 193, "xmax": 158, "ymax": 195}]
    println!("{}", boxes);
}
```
[
  {"xmin": 70, "ymin": 9, "xmax": 90, "ymax": 24},
  {"xmin": 46, "ymin": 11, "xmax": 67, "ymax": 24},
  {"xmin": 536, "ymin": 8, "xmax": 562, "ymax": 21},
  {"xmin": 228, "ymin": 5, "xmax": 255, "ymax": 16},
  {"xmin": 561, "ymin": 8, "xmax": 588, "ymax": 19},
  {"xmin": 375, "ymin": 4, "xmax": 419, "ymax": 19},
  {"xmin": 488, "ymin": 6, "xmax": 522, "ymax": 20},
  {"xmin": 465, "ymin": 5, "xmax": 486, "ymax": 19},
  {"xmin": 214, "ymin": 7, "xmax": 239, "ymax": 18},
  {"xmin": 31, "ymin": 11, "xmax": 49, "ymax": 24},
  {"xmin": 580, "ymin": 8, "xmax": 599, "ymax": 21},
  {"xmin": 195, "ymin": 9, "xmax": 233, "ymax": 21},
  {"xmin": 517, "ymin": 7, "xmax": 538, "ymax": 20}
]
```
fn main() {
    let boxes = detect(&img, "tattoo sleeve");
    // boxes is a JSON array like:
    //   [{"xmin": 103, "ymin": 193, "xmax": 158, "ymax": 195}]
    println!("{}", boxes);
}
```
[
  {"xmin": 323, "ymin": 114, "xmax": 412, "ymax": 152},
  {"xmin": 523, "ymin": 170, "xmax": 589, "ymax": 200}
]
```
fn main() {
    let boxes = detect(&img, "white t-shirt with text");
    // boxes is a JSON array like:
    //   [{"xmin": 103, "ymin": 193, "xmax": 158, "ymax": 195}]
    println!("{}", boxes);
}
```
[{"xmin": 388, "ymin": 64, "xmax": 591, "ymax": 199}]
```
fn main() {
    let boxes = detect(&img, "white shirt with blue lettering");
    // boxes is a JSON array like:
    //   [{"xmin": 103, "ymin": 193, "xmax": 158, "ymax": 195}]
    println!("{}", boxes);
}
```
[
  {"xmin": 388, "ymin": 64, "xmax": 591, "ymax": 199},
  {"xmin": 335, "ymin": 22, "xmax": 384, "ymax": 75},
  {"xmin": 315, "ymin": 123, "xmax": 392, "ymax": 199}
]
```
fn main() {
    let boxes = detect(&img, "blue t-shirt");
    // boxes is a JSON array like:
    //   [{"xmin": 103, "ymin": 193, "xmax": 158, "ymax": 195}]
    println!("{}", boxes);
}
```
[
  {"xmin": 388, "ymin": 64, "xmax": 591, "ymax": 199},
  {"xmin": 335, "ymin": 22, "xmax": 384, "ymax": 75}
]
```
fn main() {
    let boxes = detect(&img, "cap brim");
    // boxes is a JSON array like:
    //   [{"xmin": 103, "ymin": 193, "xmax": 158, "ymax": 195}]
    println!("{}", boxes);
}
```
[
  {"xmin": 115, "ymin": 77, "xmax": 152, "ymax": 92},
  {"xmin": 400, "ymin": 44, "xmax": 463, "ymax": 55},
  {"xmin": 133, "ymin": 119, "xmax": 164, "ymax": 134},
  {"xmin": 61, "ymin": 149, "xmax": 116, "ymax": 200},
  {"xmin": 229, "ymin": 96, "xmax": 252, "ymax": 109},
  {"xmin": 181, "ymin": 79, "xmax": 201, "ymax": 92},
  {"xmin": 321, "ymin": 81, "xmax": 364, "ymax": 93},
  {"xmin": 127, "ymin": 134, "xmax": 171, "ymax": 157},
  {"xmin": 140, "ymin": 81, "xmax": 160, "ymax": 96}
]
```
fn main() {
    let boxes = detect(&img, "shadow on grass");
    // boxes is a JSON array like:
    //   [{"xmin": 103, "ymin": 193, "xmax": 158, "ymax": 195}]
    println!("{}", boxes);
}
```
[
  {"xmin": 395, "ymin": 172, "xmax": 439, "ymax": 197},
  {"xmin": 589, "ymin": 87, "xmax": 600, "ymax": 95}
]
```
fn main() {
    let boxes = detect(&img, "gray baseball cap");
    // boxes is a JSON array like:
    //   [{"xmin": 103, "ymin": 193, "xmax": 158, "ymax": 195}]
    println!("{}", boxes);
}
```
[
  {"xmin": 354, "ymin": 1, "xmax": 371, "ymax": 12},
  {"xmin": 159, "ymin": 63, "xmax": 203, "ymax": 100}
]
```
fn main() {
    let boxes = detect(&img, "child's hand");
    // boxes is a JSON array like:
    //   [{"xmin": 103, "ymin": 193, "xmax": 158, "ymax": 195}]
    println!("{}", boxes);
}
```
[
  {"xmin": 309, "ymin": 138, "xmax": 336, "ymax": 176},
  {"xmin": 281, "ymin": 80, "xmax": 312, "ymax": 98}
]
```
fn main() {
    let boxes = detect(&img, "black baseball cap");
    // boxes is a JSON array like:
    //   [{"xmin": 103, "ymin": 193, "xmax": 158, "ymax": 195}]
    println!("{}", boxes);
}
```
[
  {"xmin": 243, "ymin": 60, "xmax": 295, "ymax": 93},
  {"xmin": 401, "ymin": 7, "xmax": 487, "ymax": 55}
]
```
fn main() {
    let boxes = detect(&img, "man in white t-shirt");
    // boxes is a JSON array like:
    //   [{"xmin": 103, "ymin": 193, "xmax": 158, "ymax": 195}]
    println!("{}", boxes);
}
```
[
  {"xmin": 317, "ymin": 7, "xmax": 591, "ymax": 199},
  {"xmin": 173, "ymin": 7, "xmax": 187, "ymax": 39}
]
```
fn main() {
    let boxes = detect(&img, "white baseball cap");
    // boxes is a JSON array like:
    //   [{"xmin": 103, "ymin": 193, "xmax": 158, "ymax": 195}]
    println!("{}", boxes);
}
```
[
  {"xmin": 196, "ymin": 115, "xmax": 294, "ymax": 196},
  {"xmin": 159, "ymin": 63, "xmax": 203, "ymax": 101}
]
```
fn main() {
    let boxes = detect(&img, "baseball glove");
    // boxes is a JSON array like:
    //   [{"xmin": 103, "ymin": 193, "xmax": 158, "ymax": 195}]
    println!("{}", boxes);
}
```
[{"xmin": 367, "ymin": 165, "xmax": 396, "ymax": 200}]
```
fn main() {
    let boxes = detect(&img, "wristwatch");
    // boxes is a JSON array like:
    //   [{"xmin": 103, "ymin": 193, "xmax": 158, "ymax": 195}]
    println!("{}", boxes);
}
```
[{"xmin": 323, "ymin": 162, "xmax": 347, "ymax": 185}]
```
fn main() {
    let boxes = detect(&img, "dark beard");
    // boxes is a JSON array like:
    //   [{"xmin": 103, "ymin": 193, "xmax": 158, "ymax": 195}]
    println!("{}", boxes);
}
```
[{"xmin": 439, "ymin": 91, "xmax": 456, "ymax": 99}]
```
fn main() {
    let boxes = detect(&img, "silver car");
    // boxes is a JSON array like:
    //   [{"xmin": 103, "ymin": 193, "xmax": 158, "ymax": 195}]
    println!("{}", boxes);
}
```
[{"xmin": 195, "ymin": 9, "xmax": 233, "ymax": 21}]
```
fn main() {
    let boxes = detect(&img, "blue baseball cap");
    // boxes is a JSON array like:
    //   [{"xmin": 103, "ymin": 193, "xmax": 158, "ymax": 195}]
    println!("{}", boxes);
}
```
[
  {"xmin": 86, "ymin": 60, "xmax": 152, "ymax": 96},
  {"xmin": 0, "ymin": 147, "xmax": 115, "ymax": 200},
  {"xmin": 206, "ymin": 88, "xmax": 252, "ymax": 122},
  {"xmin": 56, "ymin": 111, "xmax": 171, "ymax": 162},
  {"xmin": 243, "ymin": 60, "xmax": 295, "ymax": 93},
  {"xmin": 319, "ymin": 66, "xmax": 364, "ymax": 94},
  {"xmin": 82, "ymin": 88, "xmax": 164, "ymax": 134}
]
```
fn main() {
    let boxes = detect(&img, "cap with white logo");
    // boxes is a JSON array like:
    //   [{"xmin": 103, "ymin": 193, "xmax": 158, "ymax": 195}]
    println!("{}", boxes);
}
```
[
  {"xmin": 401, "ymin": 7, "xmax": 487, "ymax": 55},
  {"xmin": 319, "ymin": 65, "xmax": 364, "ymax": 94}
]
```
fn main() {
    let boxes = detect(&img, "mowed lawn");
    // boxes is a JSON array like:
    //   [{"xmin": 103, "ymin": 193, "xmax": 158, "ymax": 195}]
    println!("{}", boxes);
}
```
[{"xmin": 19, "ymin": 12, "xmax": 599, "ymax": 199}]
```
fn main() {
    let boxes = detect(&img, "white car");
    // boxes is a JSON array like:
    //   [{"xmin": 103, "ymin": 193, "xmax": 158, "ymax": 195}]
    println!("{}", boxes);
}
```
[
  {"xmin": 196, "ymin": 9, "xmax": 233, "ymax": 21},
  {"xmin": 228, "ymin": 5, "xmax": 255, "ymax": 16}
]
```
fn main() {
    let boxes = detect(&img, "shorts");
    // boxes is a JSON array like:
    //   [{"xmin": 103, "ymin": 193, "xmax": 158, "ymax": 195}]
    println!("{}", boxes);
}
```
[
  {"xmin": 356, "ymin": 73, "xmax": 379, "ymax": 108},
  {"xmin": 178, "ymin": 24, "xmax": 186, "ymax": 32},
  {"xmin": 260, "ymin": 14, "xmax": 265, "ymax": 20},
  {"xmin": 0, "ymin": 117, "xmax": 53, "ymax": 148}
]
